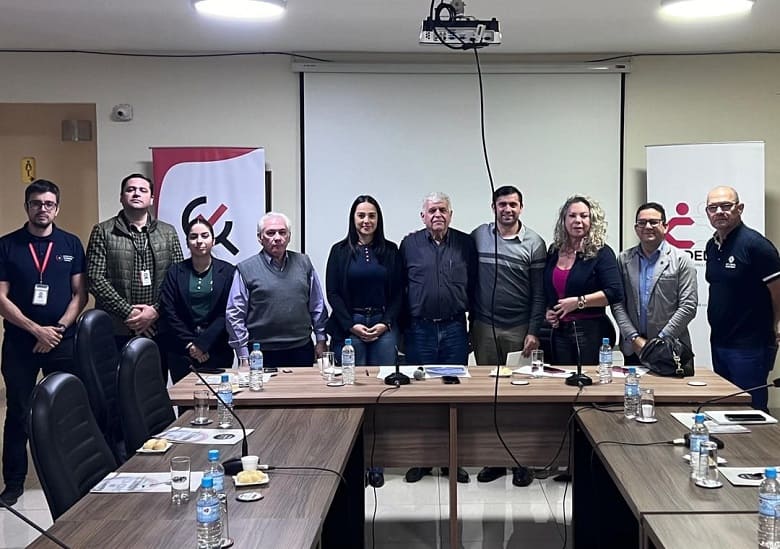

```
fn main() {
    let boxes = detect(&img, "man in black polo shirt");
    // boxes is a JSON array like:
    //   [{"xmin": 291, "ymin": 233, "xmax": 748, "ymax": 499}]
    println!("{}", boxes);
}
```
[
  {"xmin": 0, "ymin": 180, "xmax": 87, "ymax": 505},
  {"xmin": 400, "ymin": 191, "xmax": 477, "ymax": 483},
  {"xmin": 705, "ymin": 185, "xmax": 780, "ymax": 411}
]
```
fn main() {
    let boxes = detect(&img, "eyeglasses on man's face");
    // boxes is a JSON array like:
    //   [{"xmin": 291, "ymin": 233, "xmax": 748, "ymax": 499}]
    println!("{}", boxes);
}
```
[
  {"xmin": 27, "ymin": 200, "xmax": 58, "ymax": 211},
  {"xmin": 705, "ymin": 202, "xmax": 738, "ymax": 214},
  {"xmin": 635, "ymin": 219, "xmax": 663, "ymax": 228}
]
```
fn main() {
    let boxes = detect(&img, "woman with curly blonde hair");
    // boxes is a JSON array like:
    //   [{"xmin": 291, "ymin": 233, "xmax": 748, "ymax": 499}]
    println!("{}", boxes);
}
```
[{"xmin": 543, "ymin": 195, "xmax": 624, "ymax": 365}]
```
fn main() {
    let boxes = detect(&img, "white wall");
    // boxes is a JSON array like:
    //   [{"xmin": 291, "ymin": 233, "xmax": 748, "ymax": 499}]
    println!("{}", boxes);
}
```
[{"xmin": 0, "ymin": 53, "xmax": 301, "ymax": 244}]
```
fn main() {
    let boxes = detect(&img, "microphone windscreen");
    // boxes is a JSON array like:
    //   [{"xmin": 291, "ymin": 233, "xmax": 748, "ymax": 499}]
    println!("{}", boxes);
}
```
[
  {"xmin": 413, "ymin": 368, "xmax": 425, "ymax": 380},
  {"xmin": 772, "ymin": 378, "xmax": 780, "ymax": 387}
]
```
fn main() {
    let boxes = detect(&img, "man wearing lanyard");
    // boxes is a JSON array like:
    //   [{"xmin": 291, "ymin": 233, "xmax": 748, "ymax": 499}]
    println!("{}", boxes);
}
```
[
  {"xmin": 87, "ymin": 173, "xmax": 183, "ymax": 378},
  {"xmin": 0, "ymin": 180, "xmax": 87, "ymax": 506}
]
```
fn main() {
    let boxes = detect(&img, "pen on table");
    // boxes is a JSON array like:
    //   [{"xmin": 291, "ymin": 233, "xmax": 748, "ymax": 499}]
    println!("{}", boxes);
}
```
[{"xmin": 365, "ymin": 368, "xmax": 370, "ymax": 376}]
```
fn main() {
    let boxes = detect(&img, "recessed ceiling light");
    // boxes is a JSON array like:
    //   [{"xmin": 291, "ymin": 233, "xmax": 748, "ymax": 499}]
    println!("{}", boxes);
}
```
[
  {"xmin": 660, "ymin": 0, "xmax": 755, "ymax": 18},
  {"xmin": 192, "ymin": 0, "xmax": 287, "ymax": 20}
]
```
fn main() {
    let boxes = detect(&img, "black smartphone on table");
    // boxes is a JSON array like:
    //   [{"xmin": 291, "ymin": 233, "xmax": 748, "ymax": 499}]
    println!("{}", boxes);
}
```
[{"xmin": 442, "ymin": 376, "xmax": 460, "ymax": 384}]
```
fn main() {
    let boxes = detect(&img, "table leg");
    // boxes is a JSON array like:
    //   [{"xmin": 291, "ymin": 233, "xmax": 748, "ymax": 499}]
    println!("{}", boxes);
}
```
[{"xmin": 449, "ymin": 404, "xmax": 458, "ymax": 549}]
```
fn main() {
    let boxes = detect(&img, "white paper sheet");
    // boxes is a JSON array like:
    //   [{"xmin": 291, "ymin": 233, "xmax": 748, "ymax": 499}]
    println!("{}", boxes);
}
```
[
  {"xmin": 156, "ymin": 427, "xmax": 254, "ymax": 445},
  {"xmin": 670, "ymin": 412, "xmax": 750, "ymax": 434},
  {"xmin": 90, "ymin": 472, "xmax": 204, "ymax": 493},
  {"xmin": 720, "ymin": 467, "xmax": 779, "ymax": 487},
  {"xmin": 376, "ymin": 365, "xmax": 471, "ymax": 380}
]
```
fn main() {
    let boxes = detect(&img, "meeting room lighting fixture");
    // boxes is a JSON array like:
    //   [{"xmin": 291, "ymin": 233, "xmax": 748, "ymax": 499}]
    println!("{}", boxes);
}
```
[
  {"xmin": 660, "ymin": 0, "xmax": 755, "ymax": 18},
  {"xmin": 192, "ymin": 0, "xmax": 287, "ymax": 19}
]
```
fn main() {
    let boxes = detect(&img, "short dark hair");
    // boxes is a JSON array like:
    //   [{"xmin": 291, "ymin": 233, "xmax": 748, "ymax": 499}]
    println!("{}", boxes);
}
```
[
  {"xmin": 121, "ymin": 173, "xmax": 154, "ymax": 195},
  {"xmin": 635, "ymin": 202, "xmax": 666, "ymax": 223},
  {"xmin": 492, "ymin": 185, "xmax": 523, "ymax": 206},
  {"xmin": 186, "ymin": 217, "xmax": 215, "ymax": 238},
  {"xmin": 25, "ymin": 179, "xmax": 60, "ymax": 204}
]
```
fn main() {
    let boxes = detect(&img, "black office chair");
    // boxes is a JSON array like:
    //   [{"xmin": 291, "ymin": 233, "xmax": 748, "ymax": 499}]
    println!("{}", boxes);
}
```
[
  {"xmin": 28, "ymin": 372, "xmax": 118, "ymax": 521},
  {"xmin": 118, "ymin": 337, "xmax": 177, "ymax": 454},
  {"xmin": 73, "ymin": 309, "xmax": 124, "ymax": 462}
]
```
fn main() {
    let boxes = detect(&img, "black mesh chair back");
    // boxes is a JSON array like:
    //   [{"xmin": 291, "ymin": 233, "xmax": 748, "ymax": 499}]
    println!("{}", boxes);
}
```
[
  {"xmin": 28, "ymin": 372, "xmax": 118, "ymax": 521},
  {"xmin": 73, "ymin": 309, "xmax": 123, "ymax": 460},
  {"xmin": 118, "ymin": 337, "xmax": 176, "ymax": 453}
]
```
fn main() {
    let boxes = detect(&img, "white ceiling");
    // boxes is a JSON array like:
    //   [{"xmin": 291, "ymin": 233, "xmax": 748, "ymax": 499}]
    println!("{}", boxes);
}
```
[{"xmin": 0, "ymin": 0, "xmax": 778, "ymax": 55}]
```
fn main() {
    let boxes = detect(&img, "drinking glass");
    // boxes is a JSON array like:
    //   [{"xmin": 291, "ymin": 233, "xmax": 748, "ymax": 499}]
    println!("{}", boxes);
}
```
[
  {"xmin": 170, "ymin": 456, "xmax": 191, "ymax": 504},
  {"xmin": 191, "ymin": 390, "xmax": 211, "ymax": 425},
  {"xmin": 695, "ymin": 441, "xmax": 723, "ymax": 488},
  {"xmin": 638, "ymin": 388, "xmax": 655, "ymax": 421},
  {"xmin": 531, "ymin": 350, "xmax": 544, "ymax": 379},
  {"xmin": 319, "ymin": 352, "xmax": 337, "ymax": 380}
]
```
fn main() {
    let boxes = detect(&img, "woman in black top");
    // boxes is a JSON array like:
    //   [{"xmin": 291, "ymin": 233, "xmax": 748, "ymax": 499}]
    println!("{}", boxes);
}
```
[
  {"xmin": 160, "ymin": 218, "xmax": 235, "ymax": 383},
  {"xmin": 326, "ymin": 195, "xmax": 403, "ymax": 366},
  {"xmin": 543, "ymin": 195, "xmax": 623, "ymax": 365}
]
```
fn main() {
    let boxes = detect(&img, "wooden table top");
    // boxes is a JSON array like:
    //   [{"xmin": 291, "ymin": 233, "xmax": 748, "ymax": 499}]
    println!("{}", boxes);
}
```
[
  {"xmin": 576, "ymin": 405, "xmax": 779, "ymax": 517},
  {"xmin": 29, "ymin": 407, "xmax": 364, "ymax": 549},
  {"xmin": 169, "ymin": 366, "xmax": 749, "ymax": 406},
  {"xmin": 643, "ymin": 513, "xmax": 757, "ymax": 549}
]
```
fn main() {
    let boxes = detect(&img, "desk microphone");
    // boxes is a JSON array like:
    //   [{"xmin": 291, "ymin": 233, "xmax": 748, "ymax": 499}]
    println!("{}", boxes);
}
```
[
  {"xmin": 694, "ymin": 377, "xmax": 780, "ymax": 414},
  {"xmin": 384, "ymin": 346, "xmax": 410, "ymax": 386},
  {"xmin": 0, "ymin": 498, "xmax": 70, "ymax": 548},
  {"xmin": 189, "ymin": 365, "xmax": 249, "ymax": 476},
  {"xmin": 565, "ymin": 320, "xmax": 592, "ymax": 387}
]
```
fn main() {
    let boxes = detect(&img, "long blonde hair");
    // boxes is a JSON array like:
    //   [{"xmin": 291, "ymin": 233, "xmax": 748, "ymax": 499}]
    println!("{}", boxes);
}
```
[{"xmin": 551, "ymin": 195, "xmax": 608, "ymax": 259}]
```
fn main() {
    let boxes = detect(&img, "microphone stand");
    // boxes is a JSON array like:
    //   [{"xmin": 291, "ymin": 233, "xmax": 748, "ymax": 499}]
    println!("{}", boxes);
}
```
[
  {"xmin": 695, "ymin": 377, "xmax": 780, "ymax": 414},
  {"xmin": 384, "ymin": 346, "xmax": 410, "ymax": 386},
  {"xmin": 189, "ymin": 365, "xmax": 249, "ymax": 476},
  {"xmin": 0, "ymin": 498, "xmax": 70, "ymax": 549},
  {"xmin": 565, "ymin": 320, "xmax": 592, "ymax": 386}
]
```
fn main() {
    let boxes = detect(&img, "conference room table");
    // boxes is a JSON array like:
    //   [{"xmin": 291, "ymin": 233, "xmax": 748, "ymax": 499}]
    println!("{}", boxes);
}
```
[
  {"xmin": 573, "ymin": 405, "xmax": 777, "ymax": 548},
  {"xmin": 169, "ymin": 366, "xmax": 747, "ymax": 548},
  {"xmin": 28, "ymin": 407, "xmax": 364, "ymax": 549}
]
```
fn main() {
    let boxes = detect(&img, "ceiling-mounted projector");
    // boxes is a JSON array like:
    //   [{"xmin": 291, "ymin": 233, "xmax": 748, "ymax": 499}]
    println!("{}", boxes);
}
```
[{"xmin": 419, "ymin": 0, "xmax": 501, "ymax": 48}]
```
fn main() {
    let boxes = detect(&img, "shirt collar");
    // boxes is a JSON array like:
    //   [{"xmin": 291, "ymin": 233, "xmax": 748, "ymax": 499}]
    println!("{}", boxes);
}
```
[
  {"xmin": 634, "ymin": 240, "xmax": 666, "ymax": 261},
  {"xmin": 491, "ymin": 222, "xmax": 524, "ymax": 241},
  {"xmin": 261, "ymin": 249, "xmax": 288, "ymax": 269}
]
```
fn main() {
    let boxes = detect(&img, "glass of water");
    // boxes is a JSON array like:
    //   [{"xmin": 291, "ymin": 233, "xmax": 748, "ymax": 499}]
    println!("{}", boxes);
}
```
[
  {"xmin": 695, "ymin": 441, "xmax": 723, "ymax": 489},
  {"xmin": 320, "ymin": 351, "xmax": 336, "ymax": 380},
  {"xmin": 170, "ymin": 456, "xmax": 190, "ymax": 504},
  {"xmin": 638, "ymin": 388, "xmax": 655, "ymax": 421},
  {"xmin": 531, "ymin": 350, "xmax": 544, "ymax": 379}
]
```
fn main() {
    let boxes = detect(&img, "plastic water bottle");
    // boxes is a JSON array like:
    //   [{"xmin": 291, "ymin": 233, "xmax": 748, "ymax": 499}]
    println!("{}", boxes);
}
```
[
  {"xmin": 196, "ymin": 476, "xmax": 222, "ymax": 549},
  {"xmin": 205, "ymin": 449, "xmax": 225, "ymax": 497},
  {"xmin": 758, "ymin": 467, "xmax": 780, "ymax": 549},
  {"xmin": 598, "ymin": 338, "xmax": 613, "ymax": 384},
  {"xmin": 689, "ymin": 413, "xmax": 709, "ymax": 481},
  {"xmin": 249, "ymin": 342, "xmax": 264, "ymax": 392},
  {"xmin": 623, "ymin": 367, "xmax": 639, "ymax": 418},
  {"xmin": 342, "ymin": 338, "xmax": 355, "ymax": 385},
  {"xmin": 217, "ymin": 374, "xmax": 233, "ymax": 429}
]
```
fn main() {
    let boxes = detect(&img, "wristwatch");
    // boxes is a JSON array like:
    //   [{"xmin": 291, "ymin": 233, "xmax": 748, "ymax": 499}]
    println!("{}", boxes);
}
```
[{"xmin": 577, "ymin": 296, "xmax": 587, "ymax": 310}]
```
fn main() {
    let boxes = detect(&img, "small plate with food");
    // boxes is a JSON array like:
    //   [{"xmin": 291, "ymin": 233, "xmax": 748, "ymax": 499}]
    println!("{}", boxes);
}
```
[
  {"xmin": 489, "ymin": 367, "xmax": 513, "ymax": 378},
  {"xmin": 233, "ymin": 469, "xmax": 270, "ymax": 487},
  {"xmin": 137, "ymin": 438, "xmax": 172, "ymax": 454}
]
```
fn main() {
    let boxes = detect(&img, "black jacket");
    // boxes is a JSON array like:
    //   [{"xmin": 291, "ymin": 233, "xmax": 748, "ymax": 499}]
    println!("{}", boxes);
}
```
[
  {"xmin": 159, "ymin": 257, "xmax": 235, "ymax": 362},
  {"xmin": 325, "ymin": 239, "xmax": 403, "ymax": 343},
  {"xmin": 543, "ymin": 245, "xmax": 624, "ymax": 312}
]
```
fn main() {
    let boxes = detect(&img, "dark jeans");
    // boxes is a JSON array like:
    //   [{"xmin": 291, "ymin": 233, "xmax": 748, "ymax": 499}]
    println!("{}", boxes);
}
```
[
  {"xmin": 712, "ymin": 344, "xmax": 778, "ymax": 412},
  {"xmin": 404, "ymin": 316, "xmax": 468, "ymax": 365},
  {"xmin": 549, "ymin": 316, "xmax": 615, "ymax": 366},
  {"xmin": 331, "ymin": 313, "xmax": 397, "ymax": 366},
  {"xmin": 2, "ymin": 335, "xmax": 75, "ymax": 488},
  {"xmin": 262, "ymin": 340, "xmax": 315, "ymax": 368}
]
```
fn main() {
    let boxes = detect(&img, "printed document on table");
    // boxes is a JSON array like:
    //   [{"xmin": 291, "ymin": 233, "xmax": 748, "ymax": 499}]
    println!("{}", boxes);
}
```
[
  {"xmin": 156, "ymin": 427, "xmax": 254, "ymax": 445},
  {"xmin": 377, "ymin": 365, "xmax": 471, "ymax": 379},
  {"xmin": 91, "ymin": 472, "xmax": 204, "ymax": 493},
  {"xmin": 670, "ymin": 412, "xmax": 750, "ymax": 434}
]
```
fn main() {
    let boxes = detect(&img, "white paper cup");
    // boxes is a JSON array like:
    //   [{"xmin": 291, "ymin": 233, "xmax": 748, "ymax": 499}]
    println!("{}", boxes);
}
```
[{"xmin": 241, "ymin": 455, "xmax": 259, "ymax": 471}]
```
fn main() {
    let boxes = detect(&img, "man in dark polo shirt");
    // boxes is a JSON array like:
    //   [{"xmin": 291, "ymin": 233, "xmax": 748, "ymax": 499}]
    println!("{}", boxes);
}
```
[
  {"xmin": 0, "ymin": 179, "xmax": 87, "ymax": 505},
  {"xmin": 400, "ymin": 191, "xmax": 477, "ymax": 483},
  {"xmin": 705, "ymin": 185, "xmax": 780, "ymax": 411}
]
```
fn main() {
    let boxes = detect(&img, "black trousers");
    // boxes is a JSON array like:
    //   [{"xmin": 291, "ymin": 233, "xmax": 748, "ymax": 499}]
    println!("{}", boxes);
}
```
[
  {"xmin": 262, "ymin": 340, "xmax": 315, "ymax": 368},
  {"xmin": 549, "ymin": 316, "xmax": 615, "ymax": 366},
  {"xmin": 1, "ymin": 334, "xmax": 75, "ymax": 488}
]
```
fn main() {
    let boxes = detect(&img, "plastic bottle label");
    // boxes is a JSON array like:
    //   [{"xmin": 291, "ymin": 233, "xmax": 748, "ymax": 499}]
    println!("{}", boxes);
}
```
[
  {"xmin": 197, "ymin": 501, "xmax": 220, "ymax": 523},
  {"xmin": 209, "ymin": 473, "xmax": 224, "ymax": 492},
  {"xmin": 690, "ymin": 435, "xmax": 705, "ymax": 453},
  {"xmin": 219, "ymin": 390, "xmax": 233, "ymax": 406},
  {"xmin": 759, "ymin": 494, "xmax": 779, "ymax": 516}
]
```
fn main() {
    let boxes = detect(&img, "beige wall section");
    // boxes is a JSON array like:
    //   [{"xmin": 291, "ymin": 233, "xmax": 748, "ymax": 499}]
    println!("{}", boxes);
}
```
[
  {"xmin": 0, "ymin": 54, "xmax": 300, "ymax": 248},
  {"xmin": 0, "ymin": 103, "xmax": 98, "ymax": 242},
  {"xmin": 623, "ymin": 54, "xmax": 780, "ymax": 406}
]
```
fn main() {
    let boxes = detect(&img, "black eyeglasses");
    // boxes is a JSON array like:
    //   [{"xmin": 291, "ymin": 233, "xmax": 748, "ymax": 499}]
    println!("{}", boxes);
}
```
[
  {"xmin": 635, "ymin": 219, "xmax": 663, "ymax": 228},
  {"xmin": 27, "ymin": 200, "xmax": 58, "ymax": 211},
  {"xmin": 706, "ymin": 202, "xmax": 737, "ymax": 214}
]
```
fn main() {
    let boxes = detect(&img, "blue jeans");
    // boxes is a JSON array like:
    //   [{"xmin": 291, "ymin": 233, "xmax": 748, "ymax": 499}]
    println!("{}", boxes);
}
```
[
  {"xmin": 331, "ymin": 313, "xmax": 397, "ymax": 366},
  {"xmin": 711, "ymin": 344, "xmax": 778, "ymax": 412},
  {"xmin": 404, "ymin": 317, "xmax": 468, "ymax": 365}
]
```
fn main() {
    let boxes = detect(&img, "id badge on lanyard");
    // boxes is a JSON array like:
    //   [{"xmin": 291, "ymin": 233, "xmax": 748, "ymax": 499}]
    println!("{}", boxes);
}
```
[{"xmin": 29, "ymin": 242, "xmax": 53, "ymax": 306}]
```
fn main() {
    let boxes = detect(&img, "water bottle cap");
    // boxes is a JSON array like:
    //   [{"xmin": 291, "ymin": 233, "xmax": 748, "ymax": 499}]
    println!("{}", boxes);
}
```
[
  {"xmin": 221, "ymin": 374, "xmax": 229, "ymax": 382},
  {"xmin": 694, "ymin": 413, "xmax": 705, "ymax": 423},
  {"xmin": 208, "ymin": 449, "xmax": 219, "ymax": 461},
  {"xmin": 766, "ymin": 468, "xmax": 777, "ymax": 479},
  {"xmin": 602, "ymin": 338, "xmax": 609, "ymax": 345},
  {"xmin": 628, "ymin": 367, "xmax": 636, "ymax": 374},
  {"xmin": 345, "ymin": 338, "xmax": 352, "ymax": 345},
  {"xmin": 201, "ymin": 476, "xmax": 213, "ymax": 488},
  {"xmin": 252, "ymin": 342, "xmax": 260, "ymax": 351}
]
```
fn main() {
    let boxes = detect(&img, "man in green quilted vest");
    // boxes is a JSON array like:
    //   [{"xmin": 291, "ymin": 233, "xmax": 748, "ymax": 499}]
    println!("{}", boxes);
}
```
[{"xmin": 87, "ymin": 173, "xmax": 183, "ymax": 378}]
